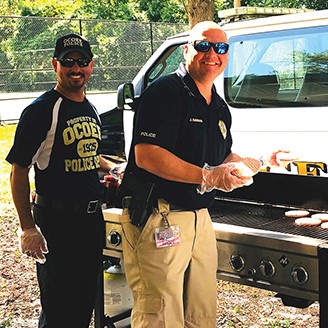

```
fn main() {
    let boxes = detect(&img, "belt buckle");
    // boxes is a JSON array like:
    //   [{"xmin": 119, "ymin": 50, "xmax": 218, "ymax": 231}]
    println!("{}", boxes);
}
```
[{"xmin": 87, "ymin": 200, "xmax": 99, "ymax": 214}]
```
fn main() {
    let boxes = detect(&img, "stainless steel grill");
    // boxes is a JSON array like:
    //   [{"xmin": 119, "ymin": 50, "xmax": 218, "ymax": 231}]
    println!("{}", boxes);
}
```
[
  {"xmin": 209, "ymin": 196, "xmax": 328, "ymax": 327},
  {"xmin": 99, "ymin": 173, "xmax": 328, "ymax": 327}
]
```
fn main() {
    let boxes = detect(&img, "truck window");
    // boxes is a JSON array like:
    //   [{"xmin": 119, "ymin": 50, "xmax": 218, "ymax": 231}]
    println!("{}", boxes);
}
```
[
  {"xmin": 145, "ymin": 45, "xmax": 184, "ymax": 87},
  {"xmin": 225, "ymin": 25, "xmax": 328, "ymax": 108}
]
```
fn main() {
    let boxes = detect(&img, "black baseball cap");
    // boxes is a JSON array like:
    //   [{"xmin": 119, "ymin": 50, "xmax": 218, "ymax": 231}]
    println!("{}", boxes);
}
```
[{"xmin": 53, "ymin": 33, "xmax": 93, "ymax": 60}]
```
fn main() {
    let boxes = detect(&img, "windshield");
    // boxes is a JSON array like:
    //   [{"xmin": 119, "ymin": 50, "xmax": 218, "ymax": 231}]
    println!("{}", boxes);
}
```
[{"xmin": 225, "ymin": 25, "xmax": 328, "ymax": 108}]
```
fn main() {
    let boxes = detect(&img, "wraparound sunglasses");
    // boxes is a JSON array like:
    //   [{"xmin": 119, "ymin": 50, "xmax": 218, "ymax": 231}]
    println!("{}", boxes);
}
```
[{"xmin": 192, "ymin": 40, "xmax": 229, "ymax": 55}]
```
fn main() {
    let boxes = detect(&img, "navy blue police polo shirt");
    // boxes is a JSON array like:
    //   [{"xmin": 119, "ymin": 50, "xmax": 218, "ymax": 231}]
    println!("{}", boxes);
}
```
[{"xmin": 126, "ymin": 63, "xmax": 233, "ymax": 210}]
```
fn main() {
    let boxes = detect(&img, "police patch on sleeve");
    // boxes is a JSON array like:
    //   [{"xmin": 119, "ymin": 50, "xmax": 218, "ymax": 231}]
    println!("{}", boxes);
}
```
[
  {"xmin": 140, "ymin": 131, "xmax": 156, "ymax": 138},
  {"xmin": 218, "ymin": 120, "xmax": 227, "ymax": 139}
]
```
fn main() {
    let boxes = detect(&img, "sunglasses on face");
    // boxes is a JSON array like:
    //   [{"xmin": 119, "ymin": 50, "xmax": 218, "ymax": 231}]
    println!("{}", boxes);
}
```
[
  {"xmin": 57, "ymin": 58, "xmax": 91, "ymax": 68},
  {"xmin": 192, "ymin": 40, "xmax": 229, "ymax": 55}
]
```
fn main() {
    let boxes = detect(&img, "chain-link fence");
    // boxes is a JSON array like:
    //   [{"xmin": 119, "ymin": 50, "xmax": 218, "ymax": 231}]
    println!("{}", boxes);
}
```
[{"xmin": 0, "ymin": 16, "xmax": 188, "ymax": 95}]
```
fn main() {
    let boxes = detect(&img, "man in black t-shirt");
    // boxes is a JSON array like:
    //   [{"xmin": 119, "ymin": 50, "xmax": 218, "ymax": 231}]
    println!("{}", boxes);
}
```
[{"xmin": 6, "ymin": 34, "xmax": 114, "ymax": 328}]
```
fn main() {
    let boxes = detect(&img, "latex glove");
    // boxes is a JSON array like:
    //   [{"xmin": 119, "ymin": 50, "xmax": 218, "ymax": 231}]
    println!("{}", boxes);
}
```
[
  {"xmin": 17, "ymin": 227, "xmax": 48, "ymax": 264},
  {"xmin": 109, "ymin": 162, "xmax": 127, "ymax": 183},
  {"xmin": 197, "ymin": 162, "xmax": 254, "ymax": 194},
  {"xmin": 261, "ymin": 150, "xmax": 301, "ymax": 168}
]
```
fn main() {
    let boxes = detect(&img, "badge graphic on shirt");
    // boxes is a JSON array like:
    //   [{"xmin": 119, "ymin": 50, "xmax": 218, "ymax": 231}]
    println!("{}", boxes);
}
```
[{"xmin": 218, "ymin": 120, "xmax": 227, "ymax": 139}]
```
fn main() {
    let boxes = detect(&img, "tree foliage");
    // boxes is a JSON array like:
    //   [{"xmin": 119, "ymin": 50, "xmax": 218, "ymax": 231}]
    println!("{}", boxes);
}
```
[
  {"xmin": 77, "ymin": 0, "xmax": 143, "ymax": 21},
  {"xmin": 1, "ymin": 0, "xmax": 328, "ymax": 24},
  {"xmin": 234, "ymin": 0, "xmax": 327, "ymax": 10},
  {"xmin": 139, "ymin": 0, "xmax": 187, "ymax": 22},
  {"xmin": 0, "ymin": 0, "xmax": 19, "ymax": 16}
]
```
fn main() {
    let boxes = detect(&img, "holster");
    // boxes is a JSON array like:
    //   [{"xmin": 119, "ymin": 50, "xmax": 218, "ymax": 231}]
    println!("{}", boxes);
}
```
[{"xmin": 119, "ymin": 171, "xmax": 156, "ymax": 227}]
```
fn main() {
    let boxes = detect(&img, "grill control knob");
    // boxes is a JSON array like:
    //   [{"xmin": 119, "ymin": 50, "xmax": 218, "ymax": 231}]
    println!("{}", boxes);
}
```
[
  {"xmin": 291, "ymin": 266, "xmax": 309, "ymax": 285},
  {"xmin": 108, "ymin": 230, "xmax": 122, "ymax": 246},
  {"xmin": 247, "ymin": 268, "xmax": 257, "ymax": 276},
  {"xmin": 259, "ymin": 259, "xmax": 275, "ymax": 278},
  {"xmin": 229, "ymin": 253, "xmax": 245, "ymax": 272}
]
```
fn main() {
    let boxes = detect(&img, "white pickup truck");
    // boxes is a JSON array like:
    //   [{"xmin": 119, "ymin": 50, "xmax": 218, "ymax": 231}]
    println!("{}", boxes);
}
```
[
  {"xmin": 101, "ymin": 9, "xmax": 328, "ymax": 174},
  {"xmin": 100, "ymin": 8, "xmax": 328, "ymax": 208}
]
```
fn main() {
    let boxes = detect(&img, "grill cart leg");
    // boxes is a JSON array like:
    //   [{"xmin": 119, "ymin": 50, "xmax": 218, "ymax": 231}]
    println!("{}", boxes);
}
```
[
  {"xmin": 318, "ymin": 243, "xmax": 328, "ymax": 328},
  {"xmin": 95, "ymin": 266, "xmax": 105, "ymax": 328},
  {"xmin": 103, "ymin": 309, "xmax": 132, "ymax": 328}
]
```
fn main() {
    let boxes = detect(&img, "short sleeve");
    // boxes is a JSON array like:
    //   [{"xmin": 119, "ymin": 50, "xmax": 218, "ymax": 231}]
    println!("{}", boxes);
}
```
[
  {"xmin": 6, "ymin": 100, "xmax": 52, "ymax": 168},
  {"xmin": 133, "ymin": 76, "xmax": 184, "ymax": 152}
]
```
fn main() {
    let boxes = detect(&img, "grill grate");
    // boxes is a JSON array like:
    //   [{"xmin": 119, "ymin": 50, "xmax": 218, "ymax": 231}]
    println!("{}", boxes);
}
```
[{"xmin": 210, "ymin": 199, "xmax": 328, "ymax": 241}]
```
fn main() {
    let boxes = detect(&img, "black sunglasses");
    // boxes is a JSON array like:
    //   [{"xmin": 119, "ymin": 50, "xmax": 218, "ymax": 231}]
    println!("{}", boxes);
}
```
[
  {"xmin": 192, "ymin": 40, "xmax": 229, "ymax": 55},
  {"xmin": 57, "ymin": 58, "xmax": 91, "ymax": 68}
]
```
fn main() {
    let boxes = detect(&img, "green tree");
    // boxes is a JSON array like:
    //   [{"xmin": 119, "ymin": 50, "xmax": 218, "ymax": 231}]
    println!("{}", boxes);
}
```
[
  {"xmin": 139, "ymin": 0, "xmax": 187, "ymax": 23},
  {"xmin": 18, "ymin": 0, "xmax": 83, "ymax": 17},
  {"xmin": 77, "ymin": 0, "xmax": 143, "ymax": 21},
  {"xmin": 2, "ymin": 0, "xmax": 328, "ymax": 24},
  {"xmin": 238, "ymin": 0, "xmax": 327, "ymax": 10},
  {"xmin": 0, "ymin": 0, "xmax": 20, "ymax": 15}
]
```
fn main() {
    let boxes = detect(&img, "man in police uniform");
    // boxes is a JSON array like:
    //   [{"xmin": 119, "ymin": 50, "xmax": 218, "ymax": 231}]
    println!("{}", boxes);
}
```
[
  {"xmin": 6, "ymin": 33, "xmax": 114, "ymax": 327},
  {"xmin": 119, "ymin": 21, "xmax": 290, "ymax": 328},
  {"xmin": 119, "ymin": 21, "xmax": 253, "ymax": 328}
]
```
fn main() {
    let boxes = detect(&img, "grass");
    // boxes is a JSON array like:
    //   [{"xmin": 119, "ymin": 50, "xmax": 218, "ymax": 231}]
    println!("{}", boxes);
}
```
[
  {"xmin": 266, "ymin": 318, "xmax": 291, "ymax": 327},
  {"xmin": 0, "ymin": 124, "xmax": 16, "ymax": 205},
  {"xmin": 0, "ymin": 317, "xmax": 11, "ymax": 328}
]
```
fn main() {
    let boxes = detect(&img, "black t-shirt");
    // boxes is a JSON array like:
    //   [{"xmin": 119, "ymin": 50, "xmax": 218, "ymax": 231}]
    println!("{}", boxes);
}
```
[
  {"xmin": 6, "ymin": 88, "xmax": 104, "ymax": 200},
  {"xmin": 123, "ymin": 64, "xmax": 233, "ymax": 210}
]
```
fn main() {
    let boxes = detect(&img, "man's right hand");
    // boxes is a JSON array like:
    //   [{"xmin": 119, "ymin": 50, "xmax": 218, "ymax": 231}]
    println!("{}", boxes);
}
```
[{"xmin": 17, "ymin": 227, "xmax": 49, "ymax": 264}]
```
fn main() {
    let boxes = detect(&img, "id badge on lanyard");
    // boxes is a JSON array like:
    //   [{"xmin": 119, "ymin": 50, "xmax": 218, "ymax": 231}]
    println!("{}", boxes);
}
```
[{"xmin": 154, "ymin": 200, "xmax": 181, "ymax": 248}]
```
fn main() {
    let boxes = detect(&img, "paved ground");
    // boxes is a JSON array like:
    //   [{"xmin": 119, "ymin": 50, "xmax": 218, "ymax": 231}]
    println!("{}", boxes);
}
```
[{"xmin": 0, "ymin": 92, "xmax": 117, "ymax": 123}]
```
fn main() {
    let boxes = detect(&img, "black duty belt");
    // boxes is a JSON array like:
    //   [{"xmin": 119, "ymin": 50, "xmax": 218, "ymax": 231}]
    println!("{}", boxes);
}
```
[{"xmin": 34, "ymin": 194, "xmax": 102, "ymax": 214}]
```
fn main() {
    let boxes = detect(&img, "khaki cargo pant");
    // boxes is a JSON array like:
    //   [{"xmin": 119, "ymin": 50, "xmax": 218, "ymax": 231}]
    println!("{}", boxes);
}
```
[{"xmin": 120, "ymin": 200, "xmax": 217, "ymax": 328}]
